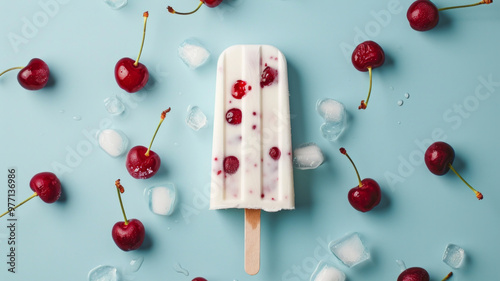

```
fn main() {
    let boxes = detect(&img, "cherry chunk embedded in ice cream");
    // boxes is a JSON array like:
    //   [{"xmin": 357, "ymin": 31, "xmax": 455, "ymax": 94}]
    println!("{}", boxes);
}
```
[
  {"xmin": 232, "ymin": 80, "xmax": 250, "ymax": 99},
  {"xmin": 224, "ymin": 156, "xmax": 240, "ymax": 174},
  {"xmin": 260, "ymin": 66, "xmax": 278, "ymax": 88},
  {"xmin": 226, "ymin": 108, "xmax": 242, "ymax": 125},
  {"xmin": 269, "ymin": 147, "xmax": 281, "ymax": 160}
]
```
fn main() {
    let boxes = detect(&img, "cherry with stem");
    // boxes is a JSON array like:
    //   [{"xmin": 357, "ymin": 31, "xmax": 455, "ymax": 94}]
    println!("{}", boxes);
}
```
[
  {"xmin": 0, "ymin": 172, "xmax": 61, "ymax": 218},
  {"xmin": 115, "ymin": 12, "xmax": 150, "ymax": 93},
  {"xmin": 126, "ymin": 108, "xmax": 171, "ymax": 179},
  {"xmin": 351, "ymin": 41, "xmax": 385, "ymax": 110},
  {"xmin": 424, "ymin": 141, "xmax": 483, "ymax": 200},
  {"xmin": 112, "ymin": 179, "xmax": 145, "ymax": 251},
  {"xmin": 0, "ymin": 58, "xmax": 50, "ymax": 90},
  {"xmin": 340, "ymin": 148, "xmax": 381, "ymax": 212}
]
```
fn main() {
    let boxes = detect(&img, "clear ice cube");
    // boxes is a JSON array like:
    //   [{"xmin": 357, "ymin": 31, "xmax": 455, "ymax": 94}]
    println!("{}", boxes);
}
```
[
  {"xmin": 98, "ymin": 129, "xmax": 129, "ymax": 157},
  {"xmin": 186, "ymin": 106, "xmax": 207, "ymax": 131},
  {"xmin": 329, "ymin": 232, "xmax": 370, "ymax": 268},
  {"xmin": 128, "ymin": 256, "xmax": 144, "ymax": 273},
  {"xmin": 310, "ymin": 261, "xmax": 346, "ymax": 281},
  {"xmin": 442, "ymin": 244, "xmax": 466, "ymax": 269},
  {"xmin": 103, "ymin": 0, "xmax": 127, "ymax": 9},
  {"xmin": 88, "ymin": 265, "xmax": 120, "ymax": 281},
  {"xmin": 178, "ymin": 39, "xmax": 210, "ymax": 69},
  {"xmin": 144, "ymin": 184, "xmax": 177, "ymax": 216},
  {"xmin": 316, "ymin": 98, "xmax": 346, "ymax": 123},
  {"xmin": 104, "ymin": 96, "xmax": 125, "ymax": 116},
  {"xmin": 316, "ymin": 99, "xmax": 346, "ymax": 141},
  {"xmin": 293, "ymin": 143, "xmax": 324, "ymax": 170}
]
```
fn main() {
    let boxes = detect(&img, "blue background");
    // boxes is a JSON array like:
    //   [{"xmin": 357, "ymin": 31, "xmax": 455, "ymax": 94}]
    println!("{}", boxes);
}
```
[{"xmin": 0, "ymin": 0, "xmax": 499, "ymax": 280}]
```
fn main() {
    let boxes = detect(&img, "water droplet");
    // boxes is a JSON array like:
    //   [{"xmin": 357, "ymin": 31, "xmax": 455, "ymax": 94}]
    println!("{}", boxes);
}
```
[
  {"xmin": 405, "ymin": 93, "xmax": 410, "ymax": 99},
  {"xmin": 398, "ymin": 121, "xmax": 401, "ymax": 125},
  {"xmin": 129, "ymin": 256, "xmax": 144, "ymax": 272},
  {"xmin": 173, "ymin": 263, "xmax": 189, "ymax": 276},
  {"xmin": 59, "ymin": 109, "xmax": 65, "ymax": 114},
  {"xmin": 397, "ymin": 100, "xmax": 404, "ymax": 106},
  {"xmin": 173, "ymin": 142, "xmax": 180, "ymax": 147},
  {"xmin": 73, "ymin": 115, "xmax": 82, "ymax": 121},
  {"xmin": 389, "ymin": 86, "xmax": 394, "ymax": 91}
]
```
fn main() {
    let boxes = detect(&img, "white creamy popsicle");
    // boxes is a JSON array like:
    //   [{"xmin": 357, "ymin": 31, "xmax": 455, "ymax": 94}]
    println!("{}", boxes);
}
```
[
  {"xmin": 210, "ymin": 45, "xmax": 294, "ymax": 212},
  {"xmin": 210, "ymin": 45, "xmax": 294, "ymax": 275}
]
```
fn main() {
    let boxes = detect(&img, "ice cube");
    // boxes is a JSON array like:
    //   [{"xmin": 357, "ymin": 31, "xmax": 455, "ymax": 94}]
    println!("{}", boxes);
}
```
[
  {"xmin": 103, "ymin": 0, "xmax": 127, "ymax": 9},
  {"xmin": 316, "ymin": 98, "xmax": 346, "ymax": 123},
  {"xmin": 293, "ymin": 143, "xmax": 324, "ymax": 170},
  {"xmin": 178, "ymin": 39, "xmax": 210, "ymax": 69},
  {"xmin": 329, "ymin": 232, "xmax": 370, "ymax": 268},
  {"xmin": 316, "ymin": 99, "xmax": 346, "ymax": 141},
  {"xmin": 88, "ymin": 265, "xmax": 120, "ymax": 281},
  {"xmin": 144, "ymin": 184, "xmax": 177, "ymax": 216},
  {"xmin": 186, "ymin": 106, "xmax": 207, "ymax": 131},
  {"xmin": 310, "ymin": 261, "xmax": 346, "ymax": 281},
  {"xmin": 442, "ymin": 244, "xmax": 466, "ymax": 269},
  {"xmin": 98, "ymin": 129, "xmax": 129, "ymax": 157},
  {"xmin": 104, "ymin": 96, "xmax": 125, "ymax": 116}
]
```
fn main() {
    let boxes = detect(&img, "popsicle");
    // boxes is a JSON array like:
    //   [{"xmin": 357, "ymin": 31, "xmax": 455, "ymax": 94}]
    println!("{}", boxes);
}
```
[{"xmin": 210, "ymin": 45, "xmax": 295, "ymax": 275}]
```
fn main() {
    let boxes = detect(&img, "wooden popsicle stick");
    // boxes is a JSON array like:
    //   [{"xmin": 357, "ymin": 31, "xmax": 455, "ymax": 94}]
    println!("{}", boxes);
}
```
[{"xmin": 244, "ymin": 208, "xmax": 261, "ymax": 275}]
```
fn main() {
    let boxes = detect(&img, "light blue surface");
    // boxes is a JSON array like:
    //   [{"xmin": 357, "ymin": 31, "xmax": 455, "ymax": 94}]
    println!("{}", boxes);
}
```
[{"xmin": 0, "ymin": 0, "xmax": 499, "ymax": 280}]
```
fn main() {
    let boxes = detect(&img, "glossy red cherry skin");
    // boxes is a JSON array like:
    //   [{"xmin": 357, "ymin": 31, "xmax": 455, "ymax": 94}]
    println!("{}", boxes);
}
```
[
  {"xmin": 203, "ymin": 0, "xmax": 223, "ymax": 8},
  {"xmin": 29, "ymin": 172, "xmax": 61, "ymax": 203},
  {"xmin": 407, "ymin": 0, "xmax": 439, "ymax": 31},
  {"xmin": 424, "ymin": 141, "xmax": 455, "ymax": 175},
  {"xmin": 18, "ymin": 58, "xmax": 50, "ymax": 90},
  {"xmin": 348, "ymin": 178, "xmax": 381, "ymax": 212},
  {"xmin": 397, "ymin": 267, "xmax": 430, "ymax": 281},
  {"xmin": 352, "ymin": 41, "xmax": 385, "ymax": 72},
  {"xmin": 126, "ymin": 145, "xmax": 161, "ymax": 179},
  {"xmin": 115, "ymin": 58, "xmax": 149, "ymax": 93},
  {"xmin": 112, "ymin": 218, "xmax": 145, "ymax": 251}
]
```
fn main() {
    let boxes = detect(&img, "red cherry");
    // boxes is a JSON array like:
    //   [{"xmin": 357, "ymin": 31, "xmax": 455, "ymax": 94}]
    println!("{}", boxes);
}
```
[
  {"xmin": 424, "ymin": 141, "xmax": 454, "ymax": 175},
  {"xmin": 0, "ymin": 58, "xmax": 50, "ymax": 90},
  {"xmin": 269, "ymin": 147, "xmax": 281, "ymax": 160},
  {"xmin": 260, "ymin": 66, "xmax": 278, "ymax": 88},
  {"xmin": 115, "ymin": 58, "xmax": 149, "ymax": 93},
  {"xmin": 223, "ymin": 156, "xmax": 239, "ymax": 174},
  {"xmin": 112, "ymin": 180, "xmax": 145, "ymax": 251},
  {"xmin": 126, "ymin": 146, "xmax": 161, "ymax": 179},
  {"xmin": 407, "ymin": 0, "xmax": 439, "ymax": 31},
  {"xmin": 232, "ymin": 80, "xmax": 250, "ymax": 99},
  {"xmin": 126, "ymin": 108, "xmax": 171, "ymax": 179},
  {"xmin": 115, "ymin": 12, "xmax": 150, "ymax": 93},
  {"xmin": 0, "ymin": 172, "xmax": 61, "ymax": 219},
  {"xmin": 351, "ymin": 41, "xmax": 385, "ymax": 110},
  {"xmin": 340, "ymin": 148, "xmax": 381, "ymax": 212},
  {"xmin": 192, "ymin": 278, "xmax": 208, "ymax": 281},
  {"xmin": 226, "ymin": 108, "xmax": 242, "ymax": 125},
  {"xmin": 167, "ymin": 0, "xmax": 223, "ymax": 15},
  {"xmin": 397, "ymin": 267, "xmax": 430, "ymax": 281},
  {"xmin": 425, "ymin": 141, "xmax": 483, "ymax": 200},
  {"xmin": 29, "ymin": 172, "xmax": 62, "ymax": 203}
]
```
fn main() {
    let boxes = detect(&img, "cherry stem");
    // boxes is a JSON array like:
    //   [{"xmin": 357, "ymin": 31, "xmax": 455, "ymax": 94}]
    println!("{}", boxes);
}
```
[
  {"xmin": 442, "ymin": 272, "xmax": 453, "ymax": 281},
  {"xmin": 340, "ymin": 148, "xmax": 363, "ymax": 187},
  {"xmin": 0, "ymin": 66, "xmax": 24, "ymax": 77},
  {"xmin": 145, "ymin": 108, "xmax": 171, "ymax": 157},
  {"xmin": 359, "ymin": 67, "xmax": 372, "ymax": 110},
  {"xmin": 167, "ymin": 1, "xmax": 204, "ymax": 15},
  {"xmin": 0, "ymin": 192, "xmax": 38, "ymax": 218},
  {"xmin": 438, "ymin": 0, "xmax": 491, "ymax": 11},
  {"xmin": 448, "ymin": 164, "xmax": 483, "ymax": 200},
  {"xmin": 115, "ymin": 179, "xmax": 128, "ymax": 225},
  {"xmin": 134, "ymin": 11, "xmax": 149, "ymax": 67}
]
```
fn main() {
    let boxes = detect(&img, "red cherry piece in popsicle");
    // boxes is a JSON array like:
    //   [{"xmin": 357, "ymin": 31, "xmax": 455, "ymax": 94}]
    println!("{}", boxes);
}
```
[
  {"xmin": 223, "ymin": 156, "xmax": 239, "ymax": 174},
  {"xmin": 226, "ymin": 108, "xmax": 242, "ymax": 125},
  {"xmin": 260, "ymin": 66, "xmax": 278, "ymax": 88},
  {"xmin": 269, "ymin": 147, "xmax": 281, "ymax": 160}
]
